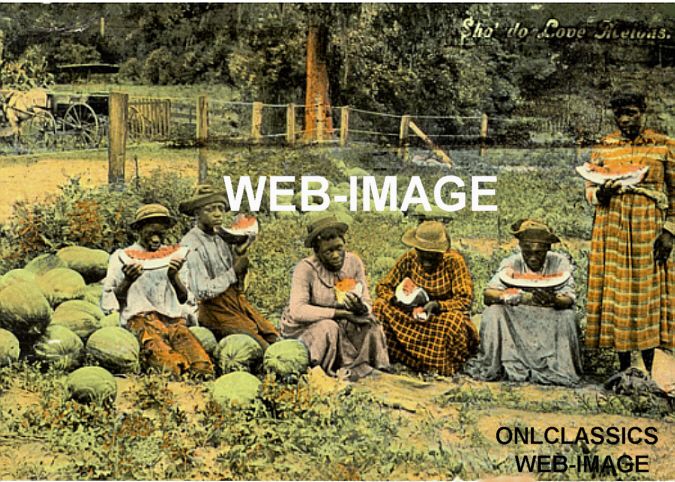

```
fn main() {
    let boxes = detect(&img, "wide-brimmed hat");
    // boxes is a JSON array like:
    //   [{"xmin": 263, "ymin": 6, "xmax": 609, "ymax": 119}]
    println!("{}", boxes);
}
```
[
  {"xmin": 130, "ymin": 203, "xmax": 176, "ymax": 230},
  {"xmin": 511, "ymin": 219, "xmax": 560, "ymax": 244},
  {"xmin": 402, "ymin": 221, "xmax": 449, "ymax": 253},
  {"xmin": 304, "ymin": 215, "xmax": 349, "ymax": 248}
]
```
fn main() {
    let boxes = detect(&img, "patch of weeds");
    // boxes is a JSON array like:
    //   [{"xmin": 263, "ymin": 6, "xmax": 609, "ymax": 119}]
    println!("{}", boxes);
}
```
[
  {"xmin": 198, "ymin": 378, "xmax": 472, "ymax": 480},
  {"xmin": 130, "ymin": 373, "xmax": 177, "ymax": 410},
  {"xmin": 436, "ymin": 384, "xmax": 496, "ymax": 408}
]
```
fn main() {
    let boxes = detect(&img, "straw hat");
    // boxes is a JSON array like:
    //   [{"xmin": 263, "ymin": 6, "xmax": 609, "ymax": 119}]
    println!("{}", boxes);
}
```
[
  {"xmin": 130, "ymin": 204, "xmax": 175, "ymax": 230},
  {"xmin": 304, "ymin": 215, "xmax": 349, "ymax": 248},
  {"xmin": 511, "ymin": 219, "xmax": 560, "ymax": 244},
  {"xmin": 179, "ymin": 184, "xmax": 229, "ymax": 215},
  {"xmin": 402, "ymin": 221, "xmax": 449, "ymax": 253}
]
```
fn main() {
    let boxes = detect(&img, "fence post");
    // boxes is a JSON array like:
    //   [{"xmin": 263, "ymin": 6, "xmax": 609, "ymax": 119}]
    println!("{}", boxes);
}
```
[
  {"xmin": 108, "ymin": 92, "xmax": 127, "ymax": 188},
  {"xmin": 197, "ymin": 95, "xmax": 208, "ymax": 183},
  {"xmin": 398, "ymin": 115, "xmax": 410, "ymax": 159},
  {"xmin": 340, "ymin": 106, "xmax": 349, "ymax": 147},
  {"xmin": 480, "ymin": 113, "xmax": 488, "ymax": 157},
  {"xmin": 251, "ymin": 101, "xmax": 263, "ymax": 142},
  {"xmin": 286, "ymin": 103, "xmax": 296, "ymax": 146},
  {"xmin": 315, "ymin": 95, "xmax": 325, "ymax": 142}
]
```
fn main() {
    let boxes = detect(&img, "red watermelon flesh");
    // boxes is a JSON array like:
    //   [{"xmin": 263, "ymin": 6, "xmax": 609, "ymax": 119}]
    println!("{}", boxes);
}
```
[
  {"xmin": 232, "ymin": 215, "xmax": 257, "ymax": 230},
  {"xmin": 510, "ymin": 271, "xmax": 564, "ymax": 280},
  {"xmin": 124, "ymin": 244, "xmax": 182, "ymax": 260},
  {"xmin": 401, "ymin": 278, "xmax": 417, "ymax": 295},
  {"xmin": 587, "ymin": 163, "xmax": 643, "ymax": 175}
]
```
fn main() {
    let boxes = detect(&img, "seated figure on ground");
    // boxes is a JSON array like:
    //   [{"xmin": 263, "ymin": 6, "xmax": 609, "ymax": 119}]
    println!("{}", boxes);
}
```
[
  {"xmin": 280, "ymin": 215, "xmax": 390, "ymax": 381},
  {"xmin": 373, "ymin": 220, "xmax": 478, "ymax": 376},
  {"xmin": 464, "ymin": 219, "xmax": 582, "ymax": 386},
  {"xmin": 179, "ymin": 185, "xmax": 280, "ymax": 349},
  {"xmin": 101, "ymin": 203, "xmax": 213, "ymax": 378}
]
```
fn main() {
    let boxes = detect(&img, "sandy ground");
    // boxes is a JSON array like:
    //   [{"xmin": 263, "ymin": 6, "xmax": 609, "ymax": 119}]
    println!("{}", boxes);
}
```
[{"xmin": 0, "ymin": 153, "xmax": 199, "ymax": 221}]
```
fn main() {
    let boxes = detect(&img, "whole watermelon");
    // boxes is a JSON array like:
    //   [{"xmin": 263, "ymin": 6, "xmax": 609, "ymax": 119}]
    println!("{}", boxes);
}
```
[
  {"xmin": 100, "ymin": 312, "xmax": 121, "ymax": 328},
  {"xmin": 82, "ymin": 284, "xmax": 103, "ymax": 307},
  {"xmin": 189, "ymin": 326, "xmax": 218, "ymax": 355},
  {"xmin": 37, "ymin": 268, "xmax": 86, "ymax": 307},
  {"xmin": 216, "ymin": 334, "xmax": 263, "ymax": 374},
  {"xmin": 33, "ymin": 325, "xmax": 84, "ymax": 371},
  {"xmin": 263, "ymin": 339, "xmax": 310, "ymax": 379},
  {"xmin": 24, "ymin": 254, "xmax": 67, "ymax": 276},
  {"xmin": 57, "ymin": 246, "xmax": 110, "ymax": 283},
  {"xmin": 211, "ymin": 372, "xmax": 261, "ymax": 408},
  {"xmin": 0, "ymin": 281, "xmax": 52, "ymax": 339},
  {"xmin": 66, "ymin": 366, "xmax": 117, "ymax": 404},
  {"xmin": 0, "ymin": 269, "xmax": 36, "ymax": 291},
  {"xmin": 51, "ymin": 300, "xmax": 104, "ymax": 339},
  {"xmin": 0, "ymin": 328, "xmax": 20, "ymax": 367},
  {"xmin": 86, "ymin": 327, "xmax": 140, "ymax": 374}
]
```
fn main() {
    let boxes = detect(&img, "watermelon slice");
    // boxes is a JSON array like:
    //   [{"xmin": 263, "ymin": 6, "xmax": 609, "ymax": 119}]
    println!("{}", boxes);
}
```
[
  {"xmin": 499, "ymin": 269, "xmax": 570, "ymax": 289},
  {"xmin": 412, "ymin": 306, "xmax": 428, "ymax": 321},
  {"xmin": 222, "ymin": 214, "xmax": 259, "ymax": 237},
  {"xmin": 335, "ymin": 278, "xmax": 363, "ymax": 304},
  {"xmin": 500, "ymin": 287, "xmax": 522, "ymax": 304},
  {"xmin": 575, "ymin": 162, "xmax": 648, "ymax": 186},
  {"xmin": 118, "ymin": 245, "xmax": 189, "ymax": 270},
  {"xmin": 395, "ymin": 277, "xmax": 429, "ymax": 307}
]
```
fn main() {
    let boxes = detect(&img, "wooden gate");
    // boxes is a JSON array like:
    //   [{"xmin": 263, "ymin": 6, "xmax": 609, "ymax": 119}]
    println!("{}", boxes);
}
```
[{"xmin": 128, "ymin": 97, "xmax": 171, "ymax": 140}]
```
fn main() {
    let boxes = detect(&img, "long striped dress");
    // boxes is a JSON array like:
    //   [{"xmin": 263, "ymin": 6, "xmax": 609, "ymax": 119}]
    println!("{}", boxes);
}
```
[{"xmin": 584, "ymin": 129, "xmax": 675, "ymax": 351}]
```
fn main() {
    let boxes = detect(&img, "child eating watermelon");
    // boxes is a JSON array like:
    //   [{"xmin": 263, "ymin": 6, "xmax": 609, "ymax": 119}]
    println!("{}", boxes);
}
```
[{"xmin": 101, "ymin": 203, "xmax": 213, "ymax": 379}]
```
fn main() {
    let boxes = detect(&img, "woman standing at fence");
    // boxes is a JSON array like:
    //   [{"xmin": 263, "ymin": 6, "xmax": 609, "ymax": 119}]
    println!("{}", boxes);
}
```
[{"xmin": 584, "ymin": 87, "xmax": 674, "ymax": 375}]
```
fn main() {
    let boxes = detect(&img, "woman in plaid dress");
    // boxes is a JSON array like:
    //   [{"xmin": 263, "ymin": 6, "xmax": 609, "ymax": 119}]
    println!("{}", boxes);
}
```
[
  {"xmin": 373, "ymin": 221, "xmax": 478, "ymax": 376},
  {"xmin": 584, "ymin": 88, "xmax": 674, "ymax": 374}
]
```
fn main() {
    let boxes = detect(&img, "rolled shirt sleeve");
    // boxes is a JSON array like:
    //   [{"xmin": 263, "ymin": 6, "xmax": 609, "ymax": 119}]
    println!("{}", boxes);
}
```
[{"xmin": 184, "ymin": 247, "xmax": 237, "ymax": 301}]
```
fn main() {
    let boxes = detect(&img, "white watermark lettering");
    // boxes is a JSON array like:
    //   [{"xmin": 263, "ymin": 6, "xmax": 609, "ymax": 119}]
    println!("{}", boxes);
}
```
[{"xmin": 222, "ymin": 176, "xmax": 498, "ymax": 213}]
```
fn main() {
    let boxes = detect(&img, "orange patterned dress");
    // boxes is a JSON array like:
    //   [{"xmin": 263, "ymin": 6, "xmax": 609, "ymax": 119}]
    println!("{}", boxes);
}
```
[
  {"xmin": 373, "ymin": 249, "xmax": 478, "ymax": 375},
  {"xmin": 584, "ymin": 129, "xmax": 675, "ymax": 351}
]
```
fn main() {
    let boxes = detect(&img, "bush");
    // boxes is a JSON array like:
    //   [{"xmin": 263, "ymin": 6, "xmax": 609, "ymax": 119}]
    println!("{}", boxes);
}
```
[{"xmin": 2, "ymin": 171, "xmax": 196, "ymax": 272}]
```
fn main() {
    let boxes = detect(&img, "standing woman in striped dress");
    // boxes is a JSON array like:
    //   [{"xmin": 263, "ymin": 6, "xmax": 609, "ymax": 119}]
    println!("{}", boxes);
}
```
[{"xmin": 584, "ymin": 87, "xmax": 674, "ymax": 375}]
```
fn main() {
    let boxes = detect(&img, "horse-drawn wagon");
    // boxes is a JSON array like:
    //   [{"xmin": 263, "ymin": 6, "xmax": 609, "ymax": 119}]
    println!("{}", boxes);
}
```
[{"xmin": 0, "ymin": 88, "xmax": 145, "ymax": 151}]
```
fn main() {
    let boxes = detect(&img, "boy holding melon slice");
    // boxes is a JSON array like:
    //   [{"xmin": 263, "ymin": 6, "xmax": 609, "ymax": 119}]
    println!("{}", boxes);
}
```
[
  {"xmin": 101, "ymin": 204, "xmax": 213, "ymax": 378},
  {"xmin": 179, "ymin": 185, "xmax": 280, "ymax": 349}
]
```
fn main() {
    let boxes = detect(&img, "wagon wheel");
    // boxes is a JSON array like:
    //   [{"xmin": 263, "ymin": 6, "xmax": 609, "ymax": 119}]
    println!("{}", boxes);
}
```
[
  {"xmin": 62, "ymin": 102, "xmax": 100, "ymax": 149},
  {"xmin": 127, "ymin": 106, "xmax": 146, "ymax": 144},
  {"xmin": 20, "ymin": 110, "xmax": 57, "ymax": 150}
]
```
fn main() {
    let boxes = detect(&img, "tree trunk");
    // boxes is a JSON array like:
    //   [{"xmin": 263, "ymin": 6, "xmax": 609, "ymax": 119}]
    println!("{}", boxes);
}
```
[{"xmin": 304, "ymin": 24, "xmax": 333, "ymax": 141}]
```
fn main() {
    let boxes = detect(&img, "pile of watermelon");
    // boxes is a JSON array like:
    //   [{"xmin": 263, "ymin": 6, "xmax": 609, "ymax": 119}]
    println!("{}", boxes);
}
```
[
  {"xmin": 0, "ymin": 246, "xmax": 138, "ymax": 376},
  {"xmin": 0, "ymin": 244, "xmax": 313, "ymax": 409},
  {"xmin": 209, "ymin": 335, "xmax": 310, "ymax": 409}
]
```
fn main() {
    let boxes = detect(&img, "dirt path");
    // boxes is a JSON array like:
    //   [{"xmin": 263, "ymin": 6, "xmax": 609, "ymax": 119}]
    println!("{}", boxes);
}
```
[{"xmin": 0, "ymin": 153, "xmax": 199, "ymax": 221}]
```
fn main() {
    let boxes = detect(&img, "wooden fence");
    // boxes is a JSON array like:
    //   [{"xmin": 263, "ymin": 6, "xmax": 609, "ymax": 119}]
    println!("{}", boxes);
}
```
[
  {"xmin": 121, "ymin": 93, "xmax": 675, "ymax": 154},
  {"xmin": 128, "ymin": 97, "xmax": 171, "ymax": 140}
]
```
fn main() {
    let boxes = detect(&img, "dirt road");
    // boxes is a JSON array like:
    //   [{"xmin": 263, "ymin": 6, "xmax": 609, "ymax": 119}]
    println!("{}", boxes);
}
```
[{"xmin": 0, "ymin": 152, "xmax": 199, "ymax": 221}]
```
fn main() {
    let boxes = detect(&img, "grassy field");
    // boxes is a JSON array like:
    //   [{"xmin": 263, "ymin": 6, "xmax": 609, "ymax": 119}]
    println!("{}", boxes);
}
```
[{"xmin": 0, "ymin": 142, "xmax": 673, "ymax": 480}]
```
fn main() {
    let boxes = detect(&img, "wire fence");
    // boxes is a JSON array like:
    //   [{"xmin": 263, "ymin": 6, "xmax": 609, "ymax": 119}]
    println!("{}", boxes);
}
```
[{"xmin": 3, "ymin": 89, "xmax": 673, "ymax": 156}]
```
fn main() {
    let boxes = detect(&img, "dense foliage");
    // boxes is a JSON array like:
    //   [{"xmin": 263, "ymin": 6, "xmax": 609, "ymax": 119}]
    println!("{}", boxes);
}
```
[{"xmin": 0, "ymin": 4, "xmax": 672, "ymax": 118}]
